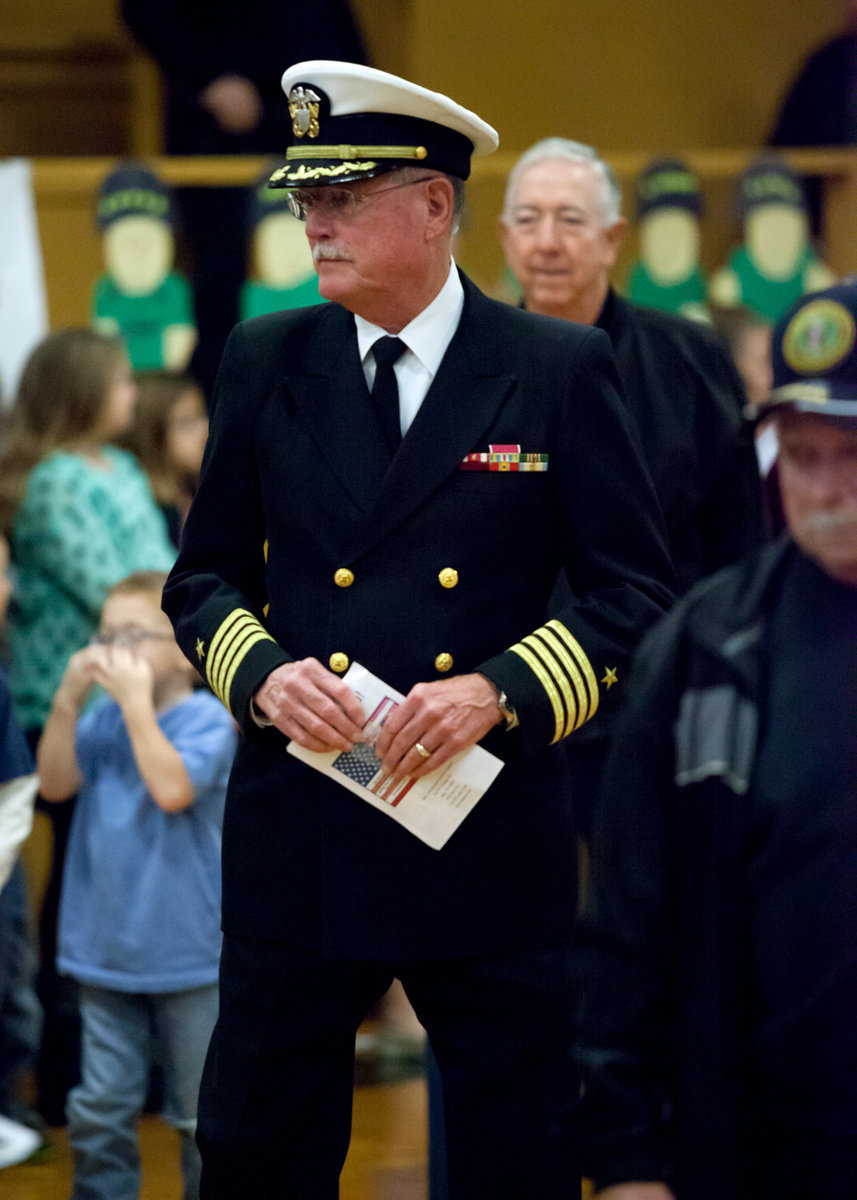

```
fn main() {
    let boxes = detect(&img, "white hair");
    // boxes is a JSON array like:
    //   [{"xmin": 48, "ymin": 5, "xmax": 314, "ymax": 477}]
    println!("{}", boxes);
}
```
[{"xmin": 501, "ymin": 138, "xmax": 623, "ymax": 226}]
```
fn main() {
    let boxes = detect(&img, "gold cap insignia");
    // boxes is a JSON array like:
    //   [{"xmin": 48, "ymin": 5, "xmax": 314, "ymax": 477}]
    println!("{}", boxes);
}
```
[
  {"xmin": 288, "ymin": 86, "xmax": 321, "ymax": 139},
  {"xmin": 783, "ymin": 299, "xmax": 856, "ymax": 374}
]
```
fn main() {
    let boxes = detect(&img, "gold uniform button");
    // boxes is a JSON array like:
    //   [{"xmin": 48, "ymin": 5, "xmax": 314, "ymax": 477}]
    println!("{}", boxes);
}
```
[
  {"xmin": 334, "ymin": 568, "xmax": 355, "ymax": 588},
  {"xmin": 438, "ymin": 568, "xmax": 459, "ymax": 589},
  {"xmin": 435, "ymin": 652, "xmax": 454, "ymax": 673},
  {"xmin": 329, "ymin": 652, "xmax": 349, "ymax": 673}
]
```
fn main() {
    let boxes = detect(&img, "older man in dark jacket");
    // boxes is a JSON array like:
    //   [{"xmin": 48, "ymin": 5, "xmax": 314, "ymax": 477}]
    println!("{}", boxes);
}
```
[{"xmin": 577, "ymin": 281, "xmax": 857, "ymax": 1200}]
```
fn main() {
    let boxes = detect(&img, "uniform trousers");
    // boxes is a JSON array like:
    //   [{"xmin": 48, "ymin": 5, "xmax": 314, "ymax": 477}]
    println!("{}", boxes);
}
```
[{"xmin": 197, "ymin": 933, "xmax": 580, "ymax": 1200}]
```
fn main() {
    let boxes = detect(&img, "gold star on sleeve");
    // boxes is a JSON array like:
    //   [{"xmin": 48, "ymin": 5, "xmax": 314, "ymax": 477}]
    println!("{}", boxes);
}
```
[
  {"xmin": 196, "ymin": 638, "xmax": 206, "ymax": 661},
  {"xmin": 601, "ymin": 666, "xmax": 618, "ymax": 689}
]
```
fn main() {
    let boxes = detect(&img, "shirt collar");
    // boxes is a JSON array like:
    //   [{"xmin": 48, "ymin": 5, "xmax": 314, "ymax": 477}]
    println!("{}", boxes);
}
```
[{"xmin": 354, "ymin": 260, "xmax": 464, "ymax": 377}]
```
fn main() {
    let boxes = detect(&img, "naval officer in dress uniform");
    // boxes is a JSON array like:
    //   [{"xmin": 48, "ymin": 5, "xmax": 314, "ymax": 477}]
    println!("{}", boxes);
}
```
[{"xmin": 162, "ymin": 60, "xmax": 676, "ymax": 1200}]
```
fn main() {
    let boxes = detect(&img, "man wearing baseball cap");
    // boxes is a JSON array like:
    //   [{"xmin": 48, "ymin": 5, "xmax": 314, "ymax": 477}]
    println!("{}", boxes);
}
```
[
  {"xmin": 163, "ymin": 60, "xmax": 675, "ymax": 1198},
  {"xmin": 577, "ymin": 281, "xmax": 857, "ymax": 1200}
]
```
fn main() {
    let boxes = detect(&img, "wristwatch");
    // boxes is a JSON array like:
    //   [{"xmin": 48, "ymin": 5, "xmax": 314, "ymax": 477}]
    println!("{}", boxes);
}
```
[{"xmin": 496, "ymin": 689, "xmax": 519, "ymax": 731}]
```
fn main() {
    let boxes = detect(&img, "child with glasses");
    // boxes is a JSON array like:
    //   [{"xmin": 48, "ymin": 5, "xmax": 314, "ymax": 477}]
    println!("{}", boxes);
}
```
[
  {"xmin": 114, "ymin": 371, "xmax": 210, "ymax": 549},
  {"xmin": 37, "ymin": 570, "xmax": 237, "ymax": 1200}
]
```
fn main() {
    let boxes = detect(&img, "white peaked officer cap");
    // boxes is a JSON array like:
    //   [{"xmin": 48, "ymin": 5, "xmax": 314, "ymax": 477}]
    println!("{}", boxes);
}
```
[{"xmin": 269, "ymin": 59, "xmax": 499, "ymax": 188}]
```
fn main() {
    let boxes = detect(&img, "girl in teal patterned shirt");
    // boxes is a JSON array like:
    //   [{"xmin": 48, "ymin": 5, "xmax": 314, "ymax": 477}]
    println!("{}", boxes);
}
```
[{"xmin": 0, "ymin": 329, "xmax": 176, "ymax": 732}]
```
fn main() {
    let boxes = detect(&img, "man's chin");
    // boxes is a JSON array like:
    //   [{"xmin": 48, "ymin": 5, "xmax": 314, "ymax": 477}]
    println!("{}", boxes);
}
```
[
  {"xmin": 799, "ymin": 530, "xmax": 857, "ymax": 587},
  {"xmin": 315, "ymin": 263, "xmax": 353, "ymax": 302},
  {"xmin": 524, "ymin": 283, "xmax": 576, "ymax": 316},
  {"xmin": 528, "ymin": 278, "xmax": 574, "ymax": 302}
]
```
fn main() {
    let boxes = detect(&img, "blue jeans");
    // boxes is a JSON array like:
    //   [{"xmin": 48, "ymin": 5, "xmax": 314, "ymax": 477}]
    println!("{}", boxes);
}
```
[{"xmin": 68, "ymin": 983, "xmax": 218, "ymax": 1200}]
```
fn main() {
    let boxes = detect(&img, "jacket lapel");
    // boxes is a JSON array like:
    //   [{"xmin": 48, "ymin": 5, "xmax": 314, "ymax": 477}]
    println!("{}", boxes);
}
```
[{"xmin": 285, "ymin": 307, "xmax": 390, "ymax": 515}]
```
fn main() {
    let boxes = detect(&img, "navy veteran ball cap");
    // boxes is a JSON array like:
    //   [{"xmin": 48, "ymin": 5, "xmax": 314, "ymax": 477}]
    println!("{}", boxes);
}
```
[
  {"xmin": 757, "ymin": 282, "xmax": 857, "ymax": 419},
  {"xmin": 635, "ymin": 157, "xmax": 703, "ymax": 219},
  {"xmin": 268, "ymin": 60, "xmax": 498, "ymax": 188},
  {"xmin": 95, "ymin": 162, "xmax": 173, "ymax": 230}
]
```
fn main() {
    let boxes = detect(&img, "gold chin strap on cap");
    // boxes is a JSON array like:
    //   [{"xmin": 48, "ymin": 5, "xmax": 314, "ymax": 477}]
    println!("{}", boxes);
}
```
[{"xmin": 285, "ymin": 144, "xmax": 428, "ymax": 161}]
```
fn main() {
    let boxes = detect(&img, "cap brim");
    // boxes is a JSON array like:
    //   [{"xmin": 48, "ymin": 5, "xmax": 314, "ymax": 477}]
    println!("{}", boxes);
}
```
[
  {"xmin": 268, "ymin": 159, "xmax": 404, "ymax": 189},
  {"xmin": 751, "ymin": 380, "xmax": 857, "ymax": 421}
]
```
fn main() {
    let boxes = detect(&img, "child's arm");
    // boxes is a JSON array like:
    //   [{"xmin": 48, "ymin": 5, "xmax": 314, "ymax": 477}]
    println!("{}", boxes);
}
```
[
  {"xmin": 88, "ymin": 648, "xmax": 195, "ymax": 814},
  {"xmin": 38, "ymin": 647, "xmax": 100, "ymax": 800}
]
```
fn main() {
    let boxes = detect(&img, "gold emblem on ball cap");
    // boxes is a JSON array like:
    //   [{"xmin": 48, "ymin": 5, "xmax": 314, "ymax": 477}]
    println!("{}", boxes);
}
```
[
  {"xmin": 783, "ymin": 299, "xmax": 856, "ymax": 374},
  {"xmin": 288, "ymin": 86, "xmax": 321, "ymax": 139}
]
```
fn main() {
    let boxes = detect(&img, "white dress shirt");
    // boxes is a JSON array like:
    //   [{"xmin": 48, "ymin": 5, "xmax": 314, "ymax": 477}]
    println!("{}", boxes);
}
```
[{"xmin": 354, "ymin": 260, "xmax": 465, "ymax": 437}]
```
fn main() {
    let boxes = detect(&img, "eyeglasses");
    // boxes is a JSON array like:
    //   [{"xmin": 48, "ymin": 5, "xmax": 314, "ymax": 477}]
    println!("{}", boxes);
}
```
[
  {"xmin": 286, "ymin": 178, "xmax": 428, "ymax": 222},
  {"xmin": 90, "ymin": 627, "xmax": 174, "ymax": 648}
]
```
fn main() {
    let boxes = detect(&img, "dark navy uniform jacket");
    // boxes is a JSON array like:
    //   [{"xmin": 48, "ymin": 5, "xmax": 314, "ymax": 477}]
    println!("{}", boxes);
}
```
[{"xmin": 163, "ymin": 274, "xmax": 675, "ymax": 960}]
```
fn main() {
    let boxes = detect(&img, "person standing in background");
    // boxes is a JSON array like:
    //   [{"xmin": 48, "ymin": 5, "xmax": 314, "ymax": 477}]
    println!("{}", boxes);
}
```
[
  {"xmin": 576, "ymin": 281, "xmax": 857, "ymax": 1200},
  {"xmin": 499, "ymin": 137, "xmax": 766, "ymax": 595}
]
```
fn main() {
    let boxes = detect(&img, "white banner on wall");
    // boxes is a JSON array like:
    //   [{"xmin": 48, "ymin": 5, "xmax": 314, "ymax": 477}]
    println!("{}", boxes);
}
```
[{"xmin": 0, "ymin": 159, "xmax": 48, "ymax": 406}]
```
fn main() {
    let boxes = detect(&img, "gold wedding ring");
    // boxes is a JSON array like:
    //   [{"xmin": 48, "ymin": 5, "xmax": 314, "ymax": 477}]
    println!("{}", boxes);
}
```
[{"xmin": 414, "ymin": 742, "xmax": 432, "ymax": 759}]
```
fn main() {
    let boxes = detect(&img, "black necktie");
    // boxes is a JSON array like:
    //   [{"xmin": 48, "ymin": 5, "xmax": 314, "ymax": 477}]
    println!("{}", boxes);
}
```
[{"xmin": 371, "ymin": 336, "xmax": 407, "ymax": 456}]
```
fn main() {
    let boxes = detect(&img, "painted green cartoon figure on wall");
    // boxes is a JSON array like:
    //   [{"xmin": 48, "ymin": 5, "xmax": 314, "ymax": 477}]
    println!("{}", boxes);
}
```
[
  {"xmin": 626, "ymin": 157, "xmax": 709, "ymax": 322},
  {"xmin": 709, "ymin": 156, "xmax": 835, "ymax": 322},
  {"xmin": 92, "ymin": 163, "xmax": 197, "ymax": 370}
]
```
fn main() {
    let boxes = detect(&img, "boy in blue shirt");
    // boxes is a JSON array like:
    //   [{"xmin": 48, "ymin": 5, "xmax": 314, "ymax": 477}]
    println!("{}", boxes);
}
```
[{"xmin": 38, "ymin": 570, "xmax": 237, "ymax": 1200}]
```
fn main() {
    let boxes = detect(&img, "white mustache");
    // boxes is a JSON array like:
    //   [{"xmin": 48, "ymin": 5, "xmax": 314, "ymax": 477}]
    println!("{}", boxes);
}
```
[{"xmin": 313, "ymin": 244, "xmax": 350, "ymax": 264}]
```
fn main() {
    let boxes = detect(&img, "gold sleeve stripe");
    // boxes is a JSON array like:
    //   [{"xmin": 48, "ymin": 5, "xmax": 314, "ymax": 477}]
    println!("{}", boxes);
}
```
[
  {"xmin": 207, "ymin": 609, "xmax": 276, "ymax": 712},
  {"xmin": 544, "ymin": 620, "xmax": 600, "ymax": 730},
  {"xmin": 509, "ymin": 641, "xmax": 565, "ymax": 743},
  {"xmin": 535, "ymin": 626, "xmax": 586, "ymax": 729},
  {"xmin": 221, "ymin": 630, "xmax": 275, "ymax": 711},
  {"xmin": 207, "ymin": 610, "xmax": 254, "ymax": 696},
  {"xmin": 214, "ymin": 622, "xmax": 263, "ymax": 703},
  {"xmin": 510, "ymin": 620, "xmax": 601, "ymax": 742},
  {"xmin": 544, "ymin": 624, "xmax": 597, "ymax": 715}
]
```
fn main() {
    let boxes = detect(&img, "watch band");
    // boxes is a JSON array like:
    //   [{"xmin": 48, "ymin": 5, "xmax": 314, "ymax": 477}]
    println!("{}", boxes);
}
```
[{"xmin": 496, "ymin": 689, "xmax": 519, "ymax": 731}]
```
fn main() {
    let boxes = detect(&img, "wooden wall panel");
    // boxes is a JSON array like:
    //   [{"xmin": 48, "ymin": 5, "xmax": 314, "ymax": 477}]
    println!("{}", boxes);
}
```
[
  {"xmin": 0, "ymin": 0, "xmax": 124, "ymax": 44},
  {"xmin": 405, "ymin": 0, "xmax": 849, "ymax": 286},
  {"xmin": 3, "ymin": 0, "xmax": 854, "ymax": 326}
]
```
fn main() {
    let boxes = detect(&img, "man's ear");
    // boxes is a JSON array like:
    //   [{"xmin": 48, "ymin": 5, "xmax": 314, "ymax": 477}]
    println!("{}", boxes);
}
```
[
  {"xmin": 424, "ymin": 176, "xmax": 456, "ymax": 240},
  {"xmin": 603, "ymin": 216, "xmax": 629, "ymax": 269},
  {"xmin": 606, "ymin": 216, "xmax": 628, "ymax": 251}
]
